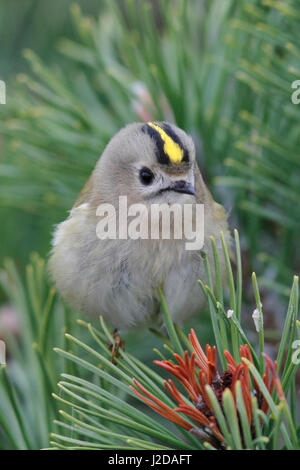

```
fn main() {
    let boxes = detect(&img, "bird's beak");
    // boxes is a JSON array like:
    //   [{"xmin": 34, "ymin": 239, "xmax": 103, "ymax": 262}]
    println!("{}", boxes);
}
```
[{"xmin": 170, "ymin": 180, "xmax": 196, "ymax": 196}]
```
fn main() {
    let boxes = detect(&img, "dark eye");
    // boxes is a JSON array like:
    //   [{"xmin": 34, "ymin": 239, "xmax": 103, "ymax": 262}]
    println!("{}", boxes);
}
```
[{"xmin": 139, "ymin": 167, "xmax": 154, "ymax": 185}]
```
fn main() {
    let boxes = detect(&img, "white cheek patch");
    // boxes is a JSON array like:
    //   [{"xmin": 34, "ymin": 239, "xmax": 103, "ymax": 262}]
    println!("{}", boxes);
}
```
[
  {"xmin": 52, "ymin": 203, "xmax": 90, "ymax": 247},
  {"xmin": 51, "ymin": 221, "xmax": 67, "ymax": 247},
  {"xmin": 70, "ymin": 203, "xmax": 89, "ymax": 217}
]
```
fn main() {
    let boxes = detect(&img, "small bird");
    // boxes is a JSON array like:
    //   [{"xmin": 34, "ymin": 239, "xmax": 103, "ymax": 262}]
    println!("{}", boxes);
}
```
[{"xmin": 49, "ymin": 122, "xmax": 229, "ymax": 330}]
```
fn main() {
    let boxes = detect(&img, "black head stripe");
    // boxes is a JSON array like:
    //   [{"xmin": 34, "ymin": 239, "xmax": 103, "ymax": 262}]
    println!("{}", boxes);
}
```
[
  {"xmin": 142, "ymin": 122, "xmax": 189, "ymax": 164},
  {"xmin": 142, "ymin": 123, "xmax": 170, "ymax": 164},
  {"xmin": 161, "ymin": 122, "xmax": 189, "ymax": 162}
]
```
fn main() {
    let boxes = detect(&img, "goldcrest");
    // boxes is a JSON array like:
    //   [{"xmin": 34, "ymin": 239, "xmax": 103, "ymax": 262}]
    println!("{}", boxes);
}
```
[{"xmin": 49, "ymin": 122, "xmax": 229, "ymax": 329}]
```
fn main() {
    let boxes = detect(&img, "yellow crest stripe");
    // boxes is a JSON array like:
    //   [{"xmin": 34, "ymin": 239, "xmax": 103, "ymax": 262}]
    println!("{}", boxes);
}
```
[{"xmin": 148, "ymin": 122, "xmax": 184, "ymax": 164}]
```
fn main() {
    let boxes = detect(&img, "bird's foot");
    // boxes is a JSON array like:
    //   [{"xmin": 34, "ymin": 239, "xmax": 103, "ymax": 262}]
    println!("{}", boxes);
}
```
[{"xmin": 109, "ymin": 328, "xmax": 125, "ymax": 365}]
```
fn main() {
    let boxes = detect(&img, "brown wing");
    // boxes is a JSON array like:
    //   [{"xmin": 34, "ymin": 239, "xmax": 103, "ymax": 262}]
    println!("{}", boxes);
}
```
[
  {"xmin": 73, "ymin": 174, "xmax": 94, "ymax": 208},
  {"xmin": 194, "ymin": 161, "xmax": 214, "ymax": 205}
]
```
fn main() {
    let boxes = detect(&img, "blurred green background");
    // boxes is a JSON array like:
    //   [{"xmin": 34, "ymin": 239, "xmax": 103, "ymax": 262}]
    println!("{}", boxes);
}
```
[
  {"xmin": 1, "ymin": 0, "xmax": 299, "ymax": 302},
  {"xmin": 0, "ymin": 0, "xmax": 299, "ymax": 449}
]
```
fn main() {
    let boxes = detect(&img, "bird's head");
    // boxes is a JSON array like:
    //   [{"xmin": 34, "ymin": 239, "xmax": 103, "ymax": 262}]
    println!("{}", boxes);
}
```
[{"xmin": 94, "ymin": 121, "xmax": 197, "ymax": 207}]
